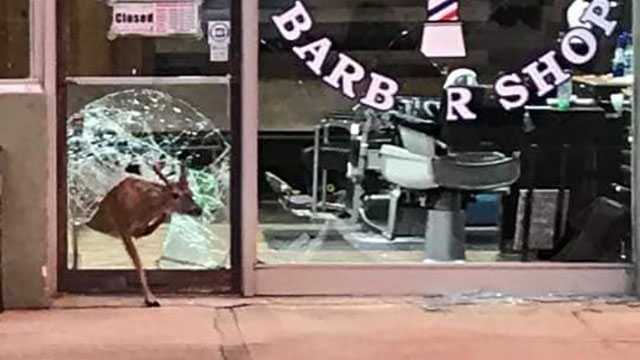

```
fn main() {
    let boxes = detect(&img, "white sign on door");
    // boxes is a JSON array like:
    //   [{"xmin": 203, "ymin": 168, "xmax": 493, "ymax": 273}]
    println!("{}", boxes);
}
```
[
  {"xmin": 108, "ymin": 1, "xmax": 202, "ymax": 40},
  {"xmin": 208, "ymin": 21, "xmax": 231, "ymax": 62}
]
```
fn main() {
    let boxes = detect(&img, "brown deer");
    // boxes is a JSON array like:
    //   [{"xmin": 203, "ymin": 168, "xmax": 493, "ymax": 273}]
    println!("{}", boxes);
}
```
[{"xmin": 86, "ymin": 162, "xmax": 203, "ymax": 307}]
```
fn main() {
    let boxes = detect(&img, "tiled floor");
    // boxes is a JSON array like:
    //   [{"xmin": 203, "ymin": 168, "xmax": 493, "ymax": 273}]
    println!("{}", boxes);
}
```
[{"xmin": 69, "ymin": 223, "xmax": 504, "ymax": 270}]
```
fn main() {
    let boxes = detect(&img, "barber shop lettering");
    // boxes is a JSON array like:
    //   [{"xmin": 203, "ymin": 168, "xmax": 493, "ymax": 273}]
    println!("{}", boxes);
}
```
[
  {"xmin": 272, "ymin": 0, "xmax": 619, "ymax": 119},
  {"xmin": 271, "ymin": 1, "xmax": 399, "ymax": 111},
  {"xmin": 491, "ymin": 0, "xmax": 616, "ymax": 114}
]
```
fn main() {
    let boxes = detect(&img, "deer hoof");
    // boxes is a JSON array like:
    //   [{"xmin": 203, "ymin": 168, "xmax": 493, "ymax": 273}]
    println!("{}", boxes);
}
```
[{"xmin": 145, "ymin": 299, "xmax": 161, "ymax": 308}]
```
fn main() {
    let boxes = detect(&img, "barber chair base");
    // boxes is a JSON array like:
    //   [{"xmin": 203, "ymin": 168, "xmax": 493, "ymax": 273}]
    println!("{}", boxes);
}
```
[
  {"xmin": 424, "ymin": 209, "xmax": 466, "ymax": 261},
  {"xmin": 362, "ymin": 197, "xmax": 428, "ymax": 238}
]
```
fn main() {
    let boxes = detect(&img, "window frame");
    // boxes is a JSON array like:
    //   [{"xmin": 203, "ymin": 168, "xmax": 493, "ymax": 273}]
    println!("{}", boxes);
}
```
[
  {"xmin": 241, "ymin": 0, "xmax": 640, "ymax": 297},
  {"xmin": 54, "ymin": 0, "xmax": 242, "ymax": 296},
  {"xmin": 0, "ymin": 0, "xmax": 58, "ymax": 303}
]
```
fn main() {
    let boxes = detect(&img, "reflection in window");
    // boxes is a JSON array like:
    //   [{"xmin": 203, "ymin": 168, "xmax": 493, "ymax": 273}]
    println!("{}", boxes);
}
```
[{"xmin": 257, "ymin": 0, "xmax": 635, "ymax": 265}]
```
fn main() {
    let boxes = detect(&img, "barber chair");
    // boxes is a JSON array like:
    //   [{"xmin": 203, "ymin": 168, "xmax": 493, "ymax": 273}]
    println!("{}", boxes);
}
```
[
  {"xmin": 264, "ymin": 77, "xmax": 521, "ymax": 262},
  {"xmin": 375, "ymin": 84, "xmax": 521, "ymax": 261},
  {"xmin": 266, "ymin": 110, "xmax": 392, "ymax": 219}
]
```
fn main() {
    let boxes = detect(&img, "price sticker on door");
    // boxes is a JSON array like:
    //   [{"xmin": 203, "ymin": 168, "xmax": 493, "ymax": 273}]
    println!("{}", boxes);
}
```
[{"xmin": 208, "ymin": 21, "xmax": 231, "ymax": 62}]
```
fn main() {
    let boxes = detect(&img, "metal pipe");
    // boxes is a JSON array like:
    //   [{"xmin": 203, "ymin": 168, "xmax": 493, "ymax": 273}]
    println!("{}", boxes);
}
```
[
  {"xmin": 632, "ymin": 0, "xmax": 640, "ymax": 296},
  {"xmin": 237, "ymin": 0, "xmax": 258, "ymax": 296},
  {"xmin": 384, "ymin": 187, "xmax": 402, "ymax": 240},
  {"xmin": 66, "ymin": 76, "xmax": 230, "ymax": 85},
  {"xmin": 321, "ymin": 125, "xmax": 329, "ymax": 210},
  {"xmin": 312, "ymin": 125, "xmax": 321, "ymax": 216}
]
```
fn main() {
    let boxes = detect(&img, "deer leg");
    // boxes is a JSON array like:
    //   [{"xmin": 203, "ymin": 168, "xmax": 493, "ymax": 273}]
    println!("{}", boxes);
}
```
[{"xmin": 120, "ymin": 233, "xmax": 160, "ymax": 307}]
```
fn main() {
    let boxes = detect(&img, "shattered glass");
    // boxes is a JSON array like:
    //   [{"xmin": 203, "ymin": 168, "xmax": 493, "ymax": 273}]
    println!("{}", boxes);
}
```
[
  {"xmin": 418, "ymin": 291, "xmax": 640, "ymax": 311},
  {"xmin": 67, "ymin": 88, "xmax": 231, "ymax": 269},
  {"xmin": 258, "ymin": 217, "xmax": 428, "ymax": 264}
]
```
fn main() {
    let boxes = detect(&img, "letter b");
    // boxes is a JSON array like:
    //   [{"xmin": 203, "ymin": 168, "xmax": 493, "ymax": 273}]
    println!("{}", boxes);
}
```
[
  {"xmin": 272, "ymin": 1, "xmax": 313, "ymax": 41},
  {"xmin": 361, "ymin": 73, "xmax": 399, "ymax": 111}
]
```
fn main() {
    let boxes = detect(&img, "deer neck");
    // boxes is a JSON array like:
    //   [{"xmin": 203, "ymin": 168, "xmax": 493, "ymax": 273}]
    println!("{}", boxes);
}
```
[
  {"xmin": 150, "ymin": 188, "xmax": 175, "ymax": 218},
  {"xmin": 123, "ymin": 183, "xmax": 175, "ymax": 227}
]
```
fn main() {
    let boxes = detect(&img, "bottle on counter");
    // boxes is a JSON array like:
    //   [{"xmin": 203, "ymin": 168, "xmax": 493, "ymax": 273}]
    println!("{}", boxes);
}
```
[
  {"xmin": 556, "ymin": 71, "xmax": 573, "ymax": 111},
  {"xmin": 612, "ymin": 32, "xmax": 627, "ymax": 77},
  {"xmin": 624, "ymin": 32, "xmax": 634, "ymax": 76}
]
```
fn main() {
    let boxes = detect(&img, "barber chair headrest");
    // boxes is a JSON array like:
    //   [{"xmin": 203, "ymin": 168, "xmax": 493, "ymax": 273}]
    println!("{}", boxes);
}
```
[{"xmin": 443, "ymin": 68, "xmax": 479, "ymax": 88}]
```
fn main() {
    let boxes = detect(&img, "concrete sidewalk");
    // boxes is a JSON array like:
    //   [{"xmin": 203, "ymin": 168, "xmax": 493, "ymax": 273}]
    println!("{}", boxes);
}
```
[{"xmin": 1, "ymin": 296, "xmax": 640, "ymax": 359}]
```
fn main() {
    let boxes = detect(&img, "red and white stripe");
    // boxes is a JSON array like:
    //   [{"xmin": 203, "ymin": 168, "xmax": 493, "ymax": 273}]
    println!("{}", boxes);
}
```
[{"xmin": 427, "ymin": 0, "xmax": 460, "ymax": 22}]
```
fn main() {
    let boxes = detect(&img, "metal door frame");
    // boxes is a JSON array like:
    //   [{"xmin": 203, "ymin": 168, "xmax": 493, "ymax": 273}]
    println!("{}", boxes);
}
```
[{"xmin": 55, "ymin": 0, "xmax": 243, "ymax": 295}]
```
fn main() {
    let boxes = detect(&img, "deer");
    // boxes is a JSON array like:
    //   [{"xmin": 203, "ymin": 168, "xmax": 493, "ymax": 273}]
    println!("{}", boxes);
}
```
[{"xmin": 86, "ymin": 162, "xmax": 203, "ymax": 307}]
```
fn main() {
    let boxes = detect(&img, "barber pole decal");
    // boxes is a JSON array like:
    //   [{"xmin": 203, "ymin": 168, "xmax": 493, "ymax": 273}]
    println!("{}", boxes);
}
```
[
  {"xmin": 427, "ymin": 0, "xmax": 460, "ymax": 22},
  {"xmin": 421, "ymin": 0, "xmax": 466, "ymax": 58}
]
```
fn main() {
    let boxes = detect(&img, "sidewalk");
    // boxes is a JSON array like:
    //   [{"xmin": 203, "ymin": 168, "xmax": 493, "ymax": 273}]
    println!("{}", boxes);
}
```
[{"xmin": 1, "ymin": 295, "xmax": 640, "ymax": 359}]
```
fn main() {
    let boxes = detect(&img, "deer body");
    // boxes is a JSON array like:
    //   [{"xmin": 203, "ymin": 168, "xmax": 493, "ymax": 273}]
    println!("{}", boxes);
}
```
[
  {"xmin": 86, "ymin": 164, "xmax": 202, "ymax": 307},
  {"xmin": 88, "ymin": 178, "xmax": 171, "ymax": 238}
]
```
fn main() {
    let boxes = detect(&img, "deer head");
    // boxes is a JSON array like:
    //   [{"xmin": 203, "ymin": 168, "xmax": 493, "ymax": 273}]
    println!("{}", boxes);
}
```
[{"xmin": 153, "ymin": 162, "xmax": 203, "ymax": 217}]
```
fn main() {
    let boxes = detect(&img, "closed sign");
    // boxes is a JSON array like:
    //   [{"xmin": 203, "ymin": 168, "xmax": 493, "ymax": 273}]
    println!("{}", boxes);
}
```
[
  {"xmin": 108, "ymin": 1, "xmax": 202, "ymax": 39},
  {"xmin": 111, "ymin": 3, "xmax": 155, "ymax": 34}
]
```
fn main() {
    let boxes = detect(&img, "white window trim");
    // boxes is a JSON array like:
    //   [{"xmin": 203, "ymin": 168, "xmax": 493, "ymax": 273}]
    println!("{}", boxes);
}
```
[
  {"xmin": 44, "ymin": 0, "xmax": 58, "ymax": 300},
  {"xmin": 0, "ymin": 0, "xmax": 47, "ymax": 94}
]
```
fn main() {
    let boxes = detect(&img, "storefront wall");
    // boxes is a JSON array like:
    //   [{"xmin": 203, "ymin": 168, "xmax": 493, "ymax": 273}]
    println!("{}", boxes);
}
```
[
  {"xmin": 1, "ymin": 1, "xmax": 639, "ymax": 308},
  {"xmin": 0, "ymin": 94, "xmax": 50, "ymax": 308},
  {"xmin": 0, "ymin": 0, "xmax": 57, "ymax": 309}
]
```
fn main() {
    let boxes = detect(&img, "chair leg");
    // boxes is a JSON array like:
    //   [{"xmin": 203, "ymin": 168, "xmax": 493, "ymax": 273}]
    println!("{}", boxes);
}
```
[{"xmin": 384, "ymin": 187, "xmax": 402, "ymax": 240}]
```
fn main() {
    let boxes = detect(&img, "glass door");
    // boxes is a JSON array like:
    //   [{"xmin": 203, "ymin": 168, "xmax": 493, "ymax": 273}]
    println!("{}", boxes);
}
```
[{"xmin": 58, "ymin": 0, "xmax": 240, "ymax": 296}]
